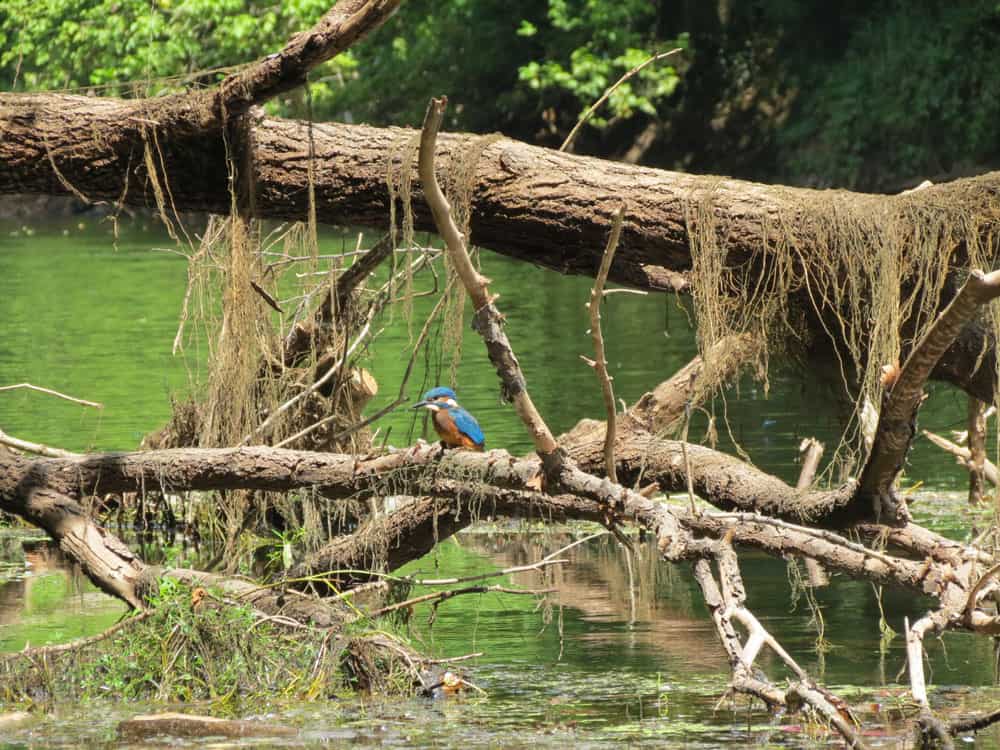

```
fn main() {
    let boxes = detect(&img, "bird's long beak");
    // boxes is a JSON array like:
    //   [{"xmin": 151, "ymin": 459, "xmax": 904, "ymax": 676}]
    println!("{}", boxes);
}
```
[{"xmin": 412, "ymin": 400, "xmax": 430, "ymax": 410}]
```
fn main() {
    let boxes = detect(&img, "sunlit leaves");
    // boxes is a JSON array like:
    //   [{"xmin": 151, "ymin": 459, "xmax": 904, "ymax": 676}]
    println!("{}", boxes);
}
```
[
  {"xmin": 0, "ymin": 0, "xmax": 353, "ymax": 102},
  {"xmin": 515, "ymin": 1, "xmax": 685, "ymax": 134}
]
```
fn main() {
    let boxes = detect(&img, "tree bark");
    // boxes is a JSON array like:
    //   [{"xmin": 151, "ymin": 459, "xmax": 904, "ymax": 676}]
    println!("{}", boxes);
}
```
[
  {"xmin": 0, "ymin": 450, "xmax": 146, "ymax": 607},
  {"xmin": 4, "ymin": 93, "xmax": 998, "ymax": 398},
  {"xmin": 0, "ymin": 95, "xmax": 995, "ymax": 290}
]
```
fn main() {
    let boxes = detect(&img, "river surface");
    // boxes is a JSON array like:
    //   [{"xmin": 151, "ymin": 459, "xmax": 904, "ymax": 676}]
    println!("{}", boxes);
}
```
[{"xmin": 1, "ymin": 215, "xmax": 999, "ymax": 747}]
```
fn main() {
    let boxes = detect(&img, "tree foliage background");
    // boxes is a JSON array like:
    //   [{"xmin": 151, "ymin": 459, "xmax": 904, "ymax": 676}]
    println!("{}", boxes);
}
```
[{"xmin": 2, "ymin": 0, "xmax": 999, "ymax": 191}]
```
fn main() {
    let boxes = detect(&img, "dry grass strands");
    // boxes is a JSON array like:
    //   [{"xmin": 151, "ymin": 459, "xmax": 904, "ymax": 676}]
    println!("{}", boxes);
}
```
[{"xmin": 685, "ymin": 179, "xmax": 1000, "ymax": 463}]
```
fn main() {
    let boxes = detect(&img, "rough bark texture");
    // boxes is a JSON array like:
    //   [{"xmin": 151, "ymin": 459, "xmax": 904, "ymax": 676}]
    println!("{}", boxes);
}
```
[
  {"xmin": 0, "ymin": 94, "xmax": 993, "ymax": 289},
  {"xmin": 967, "ymin": 398, "xmax": 987, "ymax": 504},
  {"xmin": 0, "ymin": 450, "xmax": 146, "ymax": 607},
  {"xmin": 0, "ymin": 448, "xmax": 357, "ymax": 622},
  {"xmin": 4, "ymin": 93, "xmax": 997, "ymax": 399},
  {"xmin": 859, "ymin": 270, "xmax": 1000, "ymax": 515}
]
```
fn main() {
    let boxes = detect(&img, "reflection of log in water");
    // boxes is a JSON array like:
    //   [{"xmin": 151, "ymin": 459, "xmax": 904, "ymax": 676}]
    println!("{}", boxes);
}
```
[
  {"xmin": 0, "ymin": 542, "xmax": 92, "ymax": 627},
  {"xmin": 466, "ymin": 533, "xmax": 727, "ymax": 672},
  {"xmin": 0, "ymin": 579, "xmax": 27, "ymax": 627}
]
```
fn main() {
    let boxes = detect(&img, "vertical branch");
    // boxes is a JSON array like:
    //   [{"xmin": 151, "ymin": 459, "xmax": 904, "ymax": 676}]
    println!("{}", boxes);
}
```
[
  {"xmin": 796, "ymin": 438, "xmax": 825, "ymax": 489},
  {"xmin": 695, "ymin": 542, "xmax": 868, "ymax": 748},
  {"xmin": 797, "ymin": 437, "xmax": 829, "ymax": 586},
  {"xmin": 906, "ymin": 613, "xmax": 936, "ymax": 706},
  {"xmin": 584, "ymin": 206, "xmax": 625, "ymax": 483},
  {"xmin": 418, "ymin": 96, "xmax": 688, "ymax": 559},
  {"xmin": 968, "ymin": 397, "xmax": 987, "ymax": 504},
  {"xmin": 418, "ymin": 96, "xmax": 559, "ymax": 457}
]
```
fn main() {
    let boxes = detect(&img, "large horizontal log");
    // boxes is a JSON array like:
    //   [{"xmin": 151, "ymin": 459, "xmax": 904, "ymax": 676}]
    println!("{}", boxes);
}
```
[
  {"xmin": 0, "ymin": 448, "xmax": 378, "ymax": 622},
  {"xmin": 8, "ymin": 432, "xmax": 861, "ymax": 526},
  {"xmin": 0, "ymin": 439, "xmax": 984, "ymax": 624},
  {"xmin": 3, "ymin": 94, "xmax": 998, "ymax": 292},
  {"xmin": 4, "ymin": 92, "xmax": 998, "ymax": 399}
]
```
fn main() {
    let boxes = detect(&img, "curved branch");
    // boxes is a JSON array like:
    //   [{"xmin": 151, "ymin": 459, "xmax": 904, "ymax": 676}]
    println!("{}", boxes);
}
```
[
  {"xmin": 145, "ymin": 0, "xmax": 402, "ymax": 135},
  {"xmin": 586, "ymin": 205, "xmax": 624, "ymax": 483},
  {"xmin": 860, "ymin": 269, "xmax": 1000, "ymax": 515}
]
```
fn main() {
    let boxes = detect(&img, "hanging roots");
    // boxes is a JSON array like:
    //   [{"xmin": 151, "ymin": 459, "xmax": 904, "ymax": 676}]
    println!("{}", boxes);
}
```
[{"xmin": 686, "ymin": 178, "xmax": 1000, "ymax": 462}]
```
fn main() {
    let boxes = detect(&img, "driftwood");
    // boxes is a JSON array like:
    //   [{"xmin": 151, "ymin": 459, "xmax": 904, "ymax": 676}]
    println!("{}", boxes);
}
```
[
  {"xmin": 923, "ymin": 428, "xmax": 1000, "ymax": 486},
  {"xmin": 2, "ymin": 206, "xmax": 994, "ymax": 750}
]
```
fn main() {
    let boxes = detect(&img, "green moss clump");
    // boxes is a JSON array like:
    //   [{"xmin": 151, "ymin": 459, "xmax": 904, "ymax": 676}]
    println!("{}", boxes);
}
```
[{"xmin": 0, "ymin": 579, "xmax": 421, "ymax": 706}]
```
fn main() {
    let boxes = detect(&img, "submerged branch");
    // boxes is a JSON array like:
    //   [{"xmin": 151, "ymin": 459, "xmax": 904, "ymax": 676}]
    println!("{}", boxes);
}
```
[{"xmin": 367, "ymin": 584, "xmax": 554, "ymax": 619}]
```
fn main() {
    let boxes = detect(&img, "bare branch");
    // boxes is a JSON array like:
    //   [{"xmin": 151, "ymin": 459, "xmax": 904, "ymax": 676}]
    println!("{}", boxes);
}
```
[
  {"xmin": 418, "ymin": 95, "xmax": 559, "ymax": 456},
  {"xmin": 950, "ymin": 707, "xmax": 1000, "ymax": 735},
  {"xmin": 0, "ymin": 611, "xmax": 153, "ymax": 666},
  {"xmin": 796, "ymin": 438, "xmax": 825, "ymax": 489},
  {"xmin": 275, "ymin": 277, "xmax": 451, "ymax": 449},
  {"xmin": 367, "ymin": 584, "xmax": 554, "ymax": 618},
  {"xmin": 587, "ymin": 205, "xmax": 625, "ymax": 482},
  {"xmin": 560, "ymin": 49, "xmax": 681, "ymax": 153},
  {"xmin": 693, "ymin": 547, "xmax": 868, "ymax": 748},
  {"xmin": 0, "ymin": 382, "xmax": 102, "ymax": 409},
  {"xmin": 967, "ymin": 397, "xmax": 987, "ymax": 503},
  {"xmin": 171, "ymin": 0, "xmax": 403, "ymax": 133},
  {"xmin": 922, "ymin": 429, "xmax": 999, "ymax": 485},
  {"xmin": 243, "ymin": 317, "xmax": 373, "ymax": 444},
  {"xmin": 0, "ymin": 427, "xmax": 81, "ymax": 458},
  {"xmin": 860, "ymin": 269, "xmax": 1000, "ymax": 513}
]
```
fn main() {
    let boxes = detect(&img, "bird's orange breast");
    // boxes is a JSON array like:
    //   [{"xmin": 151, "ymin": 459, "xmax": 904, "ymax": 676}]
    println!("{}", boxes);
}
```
[{"xmin": 433, "ymin": 410, "xmax": 484, "ymax": 451}]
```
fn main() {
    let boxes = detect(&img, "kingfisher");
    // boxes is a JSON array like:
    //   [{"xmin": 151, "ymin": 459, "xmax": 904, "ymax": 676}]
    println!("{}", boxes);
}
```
[{"xmin": 412, "ymin": 386, "xmax": 485, "ymax": 451}]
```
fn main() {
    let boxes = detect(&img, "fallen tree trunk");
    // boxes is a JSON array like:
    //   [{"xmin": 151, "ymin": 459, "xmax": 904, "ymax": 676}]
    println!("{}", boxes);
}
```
[
  {"xmin": 2, "ymin": 94, "xmax": 997, "ymax": 290},
  {"xmin": 0, "ymin": 438, "xmax": 976, "ymax": 610},
  {"xmin": 0, "ymin": 449, "xmax": 146, "ymax": 607},
  {"xmin": 0, "ymin": 448, "xmax": 357, "ymax": 623},
  {"xmin": 4, "ymin": 93, "xmax": 998, "ymax": 401}
]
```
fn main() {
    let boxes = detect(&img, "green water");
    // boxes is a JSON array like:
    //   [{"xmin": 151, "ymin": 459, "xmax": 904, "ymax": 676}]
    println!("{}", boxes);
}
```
[
  {"xmin": 0, "ymin": 217, "xmax": 978, "ymax": 485},
  {"xmin": 1, "ymin": 216, "xmax": 999, "ymax": 746}
]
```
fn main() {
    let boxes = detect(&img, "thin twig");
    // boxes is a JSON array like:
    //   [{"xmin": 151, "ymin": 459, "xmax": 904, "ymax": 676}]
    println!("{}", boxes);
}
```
[
  {"xmin": 585, "ymin": 205, "xmax": 625, "ymax": 482},
  {"xmin": 0, "ymin": 382, "xmax": 103, "ymax": 409},
  {"xmin": 368, "ymin": 584, "xmax": 555, "ymax": 618},
  {"xmin": 242, "ymin": 317, "xmax": 373, "ymax": 444},
  {"xmin": 413, "ymin": 558, "xmax": 567, "ymax": 587},
  {"xmin": 542, "ymin": 530, "xmax": 610, "ymax": 561},
  {"xmin": 420, "ymin": 652, "xmax": 484, "ymax": 665},
  {"xmin": 622, "ymin": 541, "xmax": 637, "ymax": 625},
  {"xmin": 560, "ymin": 49, "xmax": 681, "ymax": 153},
  {"xmin": 275, "ymin": 279, "xmax": 453, "ymax": 449},
  {"xmin": 601, "ymin": 287, "xmax": 648, "ymax": 296}
]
